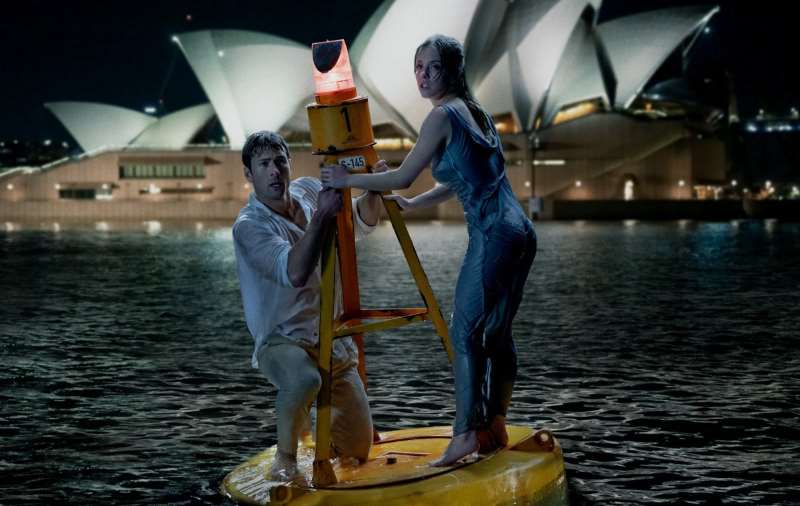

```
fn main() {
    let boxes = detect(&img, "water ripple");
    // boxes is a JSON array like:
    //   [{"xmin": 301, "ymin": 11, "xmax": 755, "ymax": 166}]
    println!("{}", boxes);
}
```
[{"xmin": 1, "ymin": 221, "xmax": 799, "ymax": 505}]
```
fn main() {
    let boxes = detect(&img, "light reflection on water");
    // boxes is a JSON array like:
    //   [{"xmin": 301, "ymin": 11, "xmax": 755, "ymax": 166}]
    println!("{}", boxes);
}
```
[{"xmin": 1, "ymin": 220, "xmax": 799, "ymax": 505}]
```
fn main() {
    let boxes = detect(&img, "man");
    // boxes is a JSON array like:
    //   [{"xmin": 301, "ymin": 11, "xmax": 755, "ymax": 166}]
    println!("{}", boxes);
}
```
[{"xmin": 232, "ymin": 131, "xmax": 382, "ymax": 481}]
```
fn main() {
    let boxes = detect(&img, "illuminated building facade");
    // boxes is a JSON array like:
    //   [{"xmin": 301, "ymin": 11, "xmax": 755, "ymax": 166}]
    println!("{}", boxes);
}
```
[{"xmin": 1, "ymin": 0, "xmax": 727, "ymax": 221}]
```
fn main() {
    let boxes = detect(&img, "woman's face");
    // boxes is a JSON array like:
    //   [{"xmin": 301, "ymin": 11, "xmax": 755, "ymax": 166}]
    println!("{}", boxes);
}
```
[{"xmin": 414, "ymin": 45, "xmax": 447, "ymax": 100}]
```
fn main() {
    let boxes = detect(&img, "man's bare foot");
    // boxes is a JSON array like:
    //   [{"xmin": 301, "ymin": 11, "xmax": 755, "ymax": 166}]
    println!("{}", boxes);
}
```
[
  {"xmin": 269, "ymin": 451, "xmax": 300, "ymax": 482},
  {"xmin": 430, "ymin": 431, "xmax": 479, "ymax": 467},
  {"xmin": 335, "ymin": 456, "xmax": 362, "ymax": 468},
  {"xmin": 489, "ymin": 415, "xmax": 509, "ymax": 448}
]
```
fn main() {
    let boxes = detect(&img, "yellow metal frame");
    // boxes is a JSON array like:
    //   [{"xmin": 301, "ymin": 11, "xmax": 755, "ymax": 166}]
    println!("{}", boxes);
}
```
[{"xmin": 308, "ymin": 98, "xmax": 452, "ymax": 487}]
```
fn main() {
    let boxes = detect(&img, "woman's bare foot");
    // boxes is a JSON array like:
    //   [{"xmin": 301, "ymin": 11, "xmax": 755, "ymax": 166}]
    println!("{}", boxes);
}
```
[
  {"xmin": 269, "ymin": 451, "xmax": 300, "ymax": 482},
  {"xmin": 489, "ymin": 415, "xmax": 509, "ymax": 448},
  {"xmin": 430, "ymin": 430, "xmax": 479, "ymax": 467},
  {"xmin": 476, "ymin": 429, "xmax": 498, "ymax": 453}
]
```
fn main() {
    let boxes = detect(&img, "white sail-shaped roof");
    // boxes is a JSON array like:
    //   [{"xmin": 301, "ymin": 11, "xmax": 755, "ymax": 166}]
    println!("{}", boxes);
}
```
[
  {"xmin": 130, "ymin": 103, "xmax": 215, "ymax": 148},
  {"xmin": 280, "ymin": 105, "xmax": 312, "ymax": 133},
  {"xmin": 350, "ymin": 0, "xmax": 419, "ymax": 137},
  {"xmin": 473, "ymin": 0, "xmax": 592, "ymax": 131},
  {"xmin": 173, "ymin": 31, "xmax": 247, "ymax": 147},
  {"xmin": 350, "ymin": 0, "xmax": 393, "ymax": 68},
  {"xmin": 216, "ymin": 42, "xmax": 313, "ymax": 142},
  {"xmin": 158, "ymin": 2, "xmax": 717, "ymax": 142},
  {"xmin": 463, "ymin": 0, "xmax": 513, "ymax": 89},
  {"xmin": 175, "ymin": 31, "xmax": 314, "ymax": 148},
  {"xmin": 599, "ymin": 6, "xmax": 719, "ymax": 108},
  {"xmin": 475, "ymin": 53, "xmax": 519, "ymax": 126},
  {"xmin": 46, "ymin": 102, "xmax": 216, "ymax": 153},
  {"xmin": 352, "ymin": 0, "xmax": 482, "ymax": 135},
  {"xmin": 540, "ymin": 12, "xmax": 609, "ymax": 128},
  {"xmin": 176, "ymin": 30, "xmax": 402, "ymax": 144},
  {"xmin": 470, "ymin": 0, "xmax": 561, "ymax": 93},
  {"xmin": 45, "ymin": 102, "xmax": 157, "ymax": 153},
  {"xmin": 515, "ymin": 0, "xmax": 593, "ymax": 130}
]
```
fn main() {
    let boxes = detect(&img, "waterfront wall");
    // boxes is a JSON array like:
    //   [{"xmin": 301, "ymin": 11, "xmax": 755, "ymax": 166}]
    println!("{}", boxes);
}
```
[
  {"xmin": 0, "ymin": 125, "xmax": 734, "ymax": 222},
  {"xmin": 0, "ymin": 147, "xmax": 444, "ymax": 221},
  {"xmin": 542, "ymin": 199, "xmax": 747, "ymax": 221},
  {"xmin": 0, "ymin": 200, "xmax": 245, "ymax": 221}
]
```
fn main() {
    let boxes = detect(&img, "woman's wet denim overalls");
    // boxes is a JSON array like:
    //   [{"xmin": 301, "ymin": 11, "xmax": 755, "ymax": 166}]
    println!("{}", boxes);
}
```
[{"xmin": 432, "ymin": 103, "xmax": 537, "ymax": 435}]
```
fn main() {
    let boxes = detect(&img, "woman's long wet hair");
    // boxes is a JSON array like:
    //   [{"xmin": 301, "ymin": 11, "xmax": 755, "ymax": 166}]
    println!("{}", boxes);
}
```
[{"xmin": 415, "ymin": 34, "xmax": 492, "ymax": 136}]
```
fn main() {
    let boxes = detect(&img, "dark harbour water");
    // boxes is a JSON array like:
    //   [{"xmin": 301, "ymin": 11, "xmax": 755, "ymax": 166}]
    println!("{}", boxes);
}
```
[{"xmin": 1, "ymin": 219, "xmax": 799, "ymax": 505}]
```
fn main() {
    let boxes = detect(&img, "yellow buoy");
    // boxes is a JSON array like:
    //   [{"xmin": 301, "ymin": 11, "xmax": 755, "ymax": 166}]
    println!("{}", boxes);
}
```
[
  {"xmin": 220, "ymin": 425, "xmax": 568, "ymax": 505},
  {"xmin": 224, "ymin": 39, "xmax": 567, "ymax": 505}
]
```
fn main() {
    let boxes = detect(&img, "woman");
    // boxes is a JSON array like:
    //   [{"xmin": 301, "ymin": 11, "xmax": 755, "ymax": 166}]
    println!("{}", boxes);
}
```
[{"xmin": 320, "ymin": 34, "xmax": 536, "ymax": 466}]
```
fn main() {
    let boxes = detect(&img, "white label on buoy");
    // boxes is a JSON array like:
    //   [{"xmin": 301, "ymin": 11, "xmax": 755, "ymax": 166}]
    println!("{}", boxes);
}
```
[{"xmin": 338, "ymin": 155, "xmax": 367, "ymax": 171}]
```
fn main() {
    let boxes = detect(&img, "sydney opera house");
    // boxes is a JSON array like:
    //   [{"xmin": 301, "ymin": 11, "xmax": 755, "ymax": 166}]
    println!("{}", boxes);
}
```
[{"xmin": 0, "ymin": 0, "xmax": 725, "ymax": 222}]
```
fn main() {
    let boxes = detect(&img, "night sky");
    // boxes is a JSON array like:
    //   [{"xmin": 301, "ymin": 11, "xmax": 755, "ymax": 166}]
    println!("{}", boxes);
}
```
[{"xmin": 0, "ymin": 1, "xmax": 796, "ymax": 144}]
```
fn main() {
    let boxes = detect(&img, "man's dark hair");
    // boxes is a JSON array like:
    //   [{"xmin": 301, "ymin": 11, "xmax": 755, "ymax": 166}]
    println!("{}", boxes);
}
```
[{"xmin": 241, "ymin": 131, "xmax": 290, "ymax": 170}]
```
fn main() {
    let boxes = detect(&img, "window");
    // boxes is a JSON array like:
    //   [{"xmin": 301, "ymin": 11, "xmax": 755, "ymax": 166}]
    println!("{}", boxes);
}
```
[
  {"xmin": 59, "ymin": 189, "xmax": 95, "ymax": 199},
  {"xmin": 118, "ymin": 163, "xmax": 205, "ymax": 179}
]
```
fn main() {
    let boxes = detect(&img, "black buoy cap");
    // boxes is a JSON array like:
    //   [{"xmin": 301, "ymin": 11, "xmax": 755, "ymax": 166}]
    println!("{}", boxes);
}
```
[{"xmin": 313, "ymin": 40, "xmax": 343, "ymax": 73}]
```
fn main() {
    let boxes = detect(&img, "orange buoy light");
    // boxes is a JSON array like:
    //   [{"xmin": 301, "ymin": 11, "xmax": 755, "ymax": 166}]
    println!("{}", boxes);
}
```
[
  {"xmin": 307, "ymin": 39, "xmax": 374, "ymax": 158},
  {"xmin": 312, "ymin": 39, "xmax": 357, "ymax": 105}
]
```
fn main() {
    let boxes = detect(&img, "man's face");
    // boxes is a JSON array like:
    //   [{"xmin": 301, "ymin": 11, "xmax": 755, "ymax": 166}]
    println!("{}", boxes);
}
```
[{"xmin": 245, "ymin": 147, "xmax": 291, "ymax": 202}]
